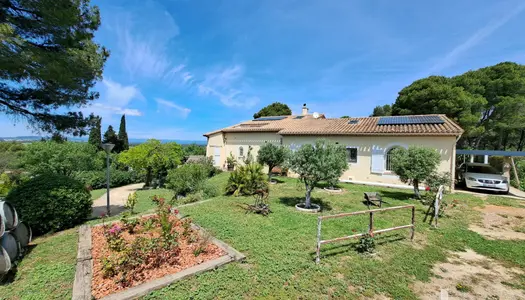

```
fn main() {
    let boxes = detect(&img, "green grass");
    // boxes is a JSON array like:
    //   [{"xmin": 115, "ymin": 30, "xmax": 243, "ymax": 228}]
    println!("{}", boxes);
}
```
[
  {"xmin": 3, "ymin": 175, "xmax": 525, "ymax": 299},
  {"xmin": 0, "ymin": 229, "xmax": 78, "ymax": 300},
  {"xmin": 90, "ymin": 188, "xmax": 106, "ymax": 200},
  {"xmin": 144, "ymin": 178, "xmax": 525, "ymax": 299}
]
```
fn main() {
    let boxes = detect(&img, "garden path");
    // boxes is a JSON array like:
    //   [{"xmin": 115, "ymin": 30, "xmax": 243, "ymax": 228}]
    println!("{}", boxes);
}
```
[{"xmin": 91, "ymin": 183, "xmax": 144, "ymax": 218}]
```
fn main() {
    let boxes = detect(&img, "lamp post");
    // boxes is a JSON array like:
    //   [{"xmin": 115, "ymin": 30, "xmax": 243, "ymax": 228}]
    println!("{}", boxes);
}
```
[{"xmin": 101, "ymin": 143, "xmax": 115, "ymax": 216}]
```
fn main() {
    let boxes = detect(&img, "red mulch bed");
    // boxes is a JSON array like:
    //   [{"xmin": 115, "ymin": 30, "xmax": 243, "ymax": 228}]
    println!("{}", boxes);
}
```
[{"xmin": 91, "ymin": 215, "xmax": 225, "ymax": 299}]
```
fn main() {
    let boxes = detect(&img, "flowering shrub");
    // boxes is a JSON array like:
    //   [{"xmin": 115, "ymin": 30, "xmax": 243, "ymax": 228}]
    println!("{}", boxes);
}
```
[
  {"xmin": 93, "ymin": 194, "xmax": 224, "ymax": 294},
  {"xmin": 105, "ymin": 224, "xmax": 125, "ymax": 252}
]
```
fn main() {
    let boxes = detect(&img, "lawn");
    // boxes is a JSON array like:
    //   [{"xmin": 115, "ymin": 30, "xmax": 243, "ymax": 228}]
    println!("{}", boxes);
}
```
[
  {"xmin": 90, "ymin": 188, "xmax": 106, "ymax": 201},
  {"xmin": 2, "ymin": 173, "xmax": 525, "ymax": 299}
]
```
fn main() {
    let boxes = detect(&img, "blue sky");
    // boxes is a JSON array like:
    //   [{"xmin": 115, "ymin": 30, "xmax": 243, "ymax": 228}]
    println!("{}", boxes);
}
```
[{"xmin": 2, "ymin": 0, "xmax": 525, "ymax": 141}]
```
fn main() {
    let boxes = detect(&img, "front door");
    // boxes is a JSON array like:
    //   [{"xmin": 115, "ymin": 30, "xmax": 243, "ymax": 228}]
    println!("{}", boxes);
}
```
[{"xmin": 213, "ymin": 147, "xmax": 221, "ymax": 167}]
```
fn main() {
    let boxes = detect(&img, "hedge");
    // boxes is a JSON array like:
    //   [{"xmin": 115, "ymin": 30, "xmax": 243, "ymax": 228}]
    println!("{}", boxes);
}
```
[
  {"xmin": 6, "ymin": 174, "xmax": 92, "ymax": 234},
  {"xmin": 73, "ymin": 170, "xmax": 143, "ymax": 189}
]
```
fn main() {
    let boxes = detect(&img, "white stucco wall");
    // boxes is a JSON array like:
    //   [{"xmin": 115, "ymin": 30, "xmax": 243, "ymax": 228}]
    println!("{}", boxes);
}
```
[
  {"xmin": 206, "ymin": 131, "xmax": 458, "ymax": 188},
  {"xmin": 282, "ymin": 135, "xmax": 456, "ymax": 187}
]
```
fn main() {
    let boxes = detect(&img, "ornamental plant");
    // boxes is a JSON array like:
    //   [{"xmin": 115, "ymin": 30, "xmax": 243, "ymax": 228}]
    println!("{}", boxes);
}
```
[
  {"xmin": 286, "ymin": 139, "xmax": 348, "ymax": 208},
  {"xmin": 104, "ymin": 224, "xmax": 125, "ymax": 252},
  {"xmin": 125, "ymin": 192, "xmax": 138, "ymax": 214},
  {"xmin": 257, "ymin": 143, "xmax": 289, "ymax": 182},
  {"xmin": 389, "ymin": 146, "xmax": 441, "ymax": 199}
]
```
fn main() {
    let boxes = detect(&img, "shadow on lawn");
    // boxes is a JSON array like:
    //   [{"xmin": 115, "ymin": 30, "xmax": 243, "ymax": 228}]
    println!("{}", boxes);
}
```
[
  {"xmin": 378, "ymin": 190, "xmax": 413, "ymax": 202},
  {"xmin": 312, "ymin": 233, "xmax": 406, "ymax": 260},
  {"xmin": 279, "ymin": 197, "xmax": 333, "ymax": 211},
  {"xmin": 0, "ymin": 244, "xmax": 37, "ymax": 285}
]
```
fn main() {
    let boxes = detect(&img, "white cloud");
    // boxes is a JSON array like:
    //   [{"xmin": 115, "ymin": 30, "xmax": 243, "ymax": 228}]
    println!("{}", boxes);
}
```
[
  {"xmin": 92, "ymin": 103, "xmax": 143, "ymax": 116},
  {"xmin": 102, "ymin": 79, "xmax": 143, "ymax": 107},
  {"xmin": 428, "ymin": 2, "xmax": 525, "ymax": 74},
  {"xmin": 155, "ymin": 98, "xmax": 191, "ymax": 118},
  {"xmin": 197, "ymin": 65, "xmax": 259, "ymax": 108},
  {"xmin": 181, "ymin": 72, "xmax": 193, "ymax": 84}
]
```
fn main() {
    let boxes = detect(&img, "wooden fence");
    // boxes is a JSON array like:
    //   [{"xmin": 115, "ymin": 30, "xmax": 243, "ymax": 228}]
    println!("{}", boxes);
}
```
[{"xmin": 316, "ymin": 205, "xmax": 415, "ymax": 263}]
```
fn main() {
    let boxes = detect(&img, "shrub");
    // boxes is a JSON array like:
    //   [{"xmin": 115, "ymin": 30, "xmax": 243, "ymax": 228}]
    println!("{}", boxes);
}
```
[
  {"xmin": 202, "ymin": 182, "xmax": 220, "ymax": 198},
  {"xmin": 5, "ymin": 174, "xmax": 92, "ymax": 234},
  {"xmin": 181, "ymin": 191, "xmax": 204, "ymax": 204},
  {"xmin": 73, "ymin": 170, "xmax": 143, "ymax": 189},
  {"xmin": 356, "ymin": 234, "xmax": 375, "ymax": 254},
  {"xmin": 425, "ymin": 172, "xmax": 451, "ymax": 192},
  {"xmin": 225, "ymin": 163, "xmax": 268, "ymax": 196},
  {"xmin": 166, "ymin": 163, "xmax": 208, "ymax": 197},
  {"xmin": 20, "ymin": 141, "xmax": 99, "ymax": 177}
]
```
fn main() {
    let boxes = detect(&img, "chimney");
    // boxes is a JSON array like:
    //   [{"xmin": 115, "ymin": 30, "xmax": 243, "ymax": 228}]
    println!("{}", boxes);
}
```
[{"xmin": 302, "ymin": 103, "xmax": 309, "ymax": 116}]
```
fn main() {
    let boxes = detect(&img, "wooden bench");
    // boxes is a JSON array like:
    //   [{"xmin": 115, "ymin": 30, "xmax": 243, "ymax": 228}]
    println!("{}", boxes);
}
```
[{"xmin": 364, "ymin": 192, "xmax": 383, "ymax": 209}]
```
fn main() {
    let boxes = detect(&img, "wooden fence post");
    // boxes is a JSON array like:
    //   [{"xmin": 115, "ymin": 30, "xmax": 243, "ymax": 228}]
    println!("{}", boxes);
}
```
[
  {"xmin": 369, "ymin": 212, "xmax": 374, "ymax": 237},
  {"xmin": 316, "ymin": 217, "xmax": 322, "ymax": 264},
  {"xmin": 410, "ymin": 206, "xmax": 415, "ymax": 241}
]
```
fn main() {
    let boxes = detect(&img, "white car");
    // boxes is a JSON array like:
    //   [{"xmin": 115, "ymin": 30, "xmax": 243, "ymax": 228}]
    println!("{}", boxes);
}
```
[{"xmin": 458, "ymin": 163, "xmax": 509, "ymax": 194}]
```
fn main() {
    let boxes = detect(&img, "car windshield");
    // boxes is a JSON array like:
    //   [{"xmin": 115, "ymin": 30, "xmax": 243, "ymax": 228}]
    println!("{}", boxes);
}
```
[{"xmin": 466, "ymin": 165, "xmax": 498, "ymax": 174}]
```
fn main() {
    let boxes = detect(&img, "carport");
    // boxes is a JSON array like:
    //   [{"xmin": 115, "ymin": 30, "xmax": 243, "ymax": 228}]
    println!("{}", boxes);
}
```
[{"xmin": 456, "ymin": 149, "xmax": 525, "ymax": 198}]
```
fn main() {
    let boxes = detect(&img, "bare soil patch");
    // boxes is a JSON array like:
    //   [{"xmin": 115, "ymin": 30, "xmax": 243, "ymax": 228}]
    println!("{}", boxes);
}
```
[
  {"xmin": 91, "ymin": 215, "xmax": 225, "ymax": 299},
  {"xmin": 469, "ymin": 205, "xmax": 525, "ymax": 240},
  {"xmin": 413, "ymin": 249, "xmax": 525, "ymax": 299}
]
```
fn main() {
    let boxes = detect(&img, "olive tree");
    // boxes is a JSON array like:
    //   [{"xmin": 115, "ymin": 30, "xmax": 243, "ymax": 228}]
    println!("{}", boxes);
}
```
[
  {"xmin": 287, "ymin": 140, "xmax": 348, "ymax": 208},
  {"xmin": 390, "ymin": 146, "xmax": 441, "ymax": 198},
  {"xmin": 257, "ymin": 143, "xmax": 289, "ymax": 181}
]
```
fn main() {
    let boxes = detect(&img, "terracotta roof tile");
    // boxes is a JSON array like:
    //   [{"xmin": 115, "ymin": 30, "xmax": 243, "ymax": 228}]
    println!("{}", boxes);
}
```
[{"xmin": 203, "ymin": 114, "xmax": 464, "ymax": 137}]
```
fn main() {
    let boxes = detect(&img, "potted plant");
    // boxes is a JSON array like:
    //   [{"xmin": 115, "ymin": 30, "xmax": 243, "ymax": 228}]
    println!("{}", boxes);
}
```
[{"xmin": 226, "ymin": 152, "xmax": 237, "ymax": 171}]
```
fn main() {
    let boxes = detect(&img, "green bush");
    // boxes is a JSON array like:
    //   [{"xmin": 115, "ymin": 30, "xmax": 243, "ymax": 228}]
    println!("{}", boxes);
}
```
[
  {"xmin": 73, "ymin": 170, "xmax": 143, "ymax": 189},
  {"xmin": 202, "ymin": 181, "xmax": 220, "ymax": 198},
  {"xmin": 166, "ymin": 163, "xmax": 208, "ymax": 197},
  {"xmin": 6, "ymin": 174, "xmax": 92, "ymax": 234},
  {"xmin": 225, "ymin": 163, "xmax": 268, "ymax": 196},
  {"xmin": 181, "ymin": 191, "xmax": 204, "ymax": 204}
]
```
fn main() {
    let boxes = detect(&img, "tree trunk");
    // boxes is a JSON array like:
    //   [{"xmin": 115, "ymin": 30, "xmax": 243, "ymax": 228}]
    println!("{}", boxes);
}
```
[
  {"xmin": 518, "ymin": 130, "xmax": 525, "ymax": 151},
  {"xmin": 413, "ymin": 179, "xmax": 420, "ymax": 199},
  {"xmin": 268, "ymin": 164, "xmax": 274, "ymax": 182},
  {"xmin": 145, "ymin": 168, "xmax": 152, "ymax": 187},
  {"xmin": 305, "ymin": 184, "xmax": 312, "ymax": 208}
]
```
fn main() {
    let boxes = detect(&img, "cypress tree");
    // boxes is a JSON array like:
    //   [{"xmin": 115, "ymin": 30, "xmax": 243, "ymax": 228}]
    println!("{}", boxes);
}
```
[
  {"xmin": 88, "ymin": 117, "xmax": 102, "ymax": 148},
  {"xmin": 103, "ymin": 125, "xmax": 119, "ymax": 151},
  {"xmin": 118, "ymin": 115, "xmax": 129, "ymax": 152}
]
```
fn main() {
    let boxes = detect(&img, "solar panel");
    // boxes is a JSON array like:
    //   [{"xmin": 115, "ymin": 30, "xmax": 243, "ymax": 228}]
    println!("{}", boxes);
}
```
[
  {"xmin": 294, "ymin": 116, "xmax": 304, "ymax": 119},
  {"xmin": 254, "ymin": 116, "xmax": 287, "ymax": 121},
  {"xmin": 348, "ymin": 120, "xmax": 359, "ymax": 124},
  {"xmin": 377, "ymin": 115, "xmax": 444, "ymax": 125}
]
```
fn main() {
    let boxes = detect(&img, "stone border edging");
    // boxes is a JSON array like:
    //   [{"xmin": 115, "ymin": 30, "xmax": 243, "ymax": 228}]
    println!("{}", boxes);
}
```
[
  {"xmin": 72, "ymin": 225, "xmax": 92, "ymax": 300},
  {"xmin": 73, "ymin": 212, "xmax": 245, "ymax": 300}
]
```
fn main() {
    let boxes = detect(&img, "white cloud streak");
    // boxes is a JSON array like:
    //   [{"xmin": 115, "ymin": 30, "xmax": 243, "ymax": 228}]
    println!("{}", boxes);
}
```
[
  {"xmin": 428, "ymin": 2, "xmax": 525, "ymax": 74},
  {"xmin": 155, "ymin": 98, "xmax": 191, "ymax": 118},
  {"xmin": 197, "ymin": 65, "xmax": 259, "ymax": 108}
]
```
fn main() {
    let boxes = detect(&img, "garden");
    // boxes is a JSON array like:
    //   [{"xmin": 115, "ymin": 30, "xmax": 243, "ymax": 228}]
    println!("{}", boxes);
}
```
[{"xmin": 1, "ymin": 140, "xmax": 524, "ymax": 299}]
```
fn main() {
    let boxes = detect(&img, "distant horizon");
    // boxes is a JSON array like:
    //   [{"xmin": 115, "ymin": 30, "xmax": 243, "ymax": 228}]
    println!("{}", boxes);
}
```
[{"xmin": 0, "ymin": 135, "xmax": 206, "ymax": 145}]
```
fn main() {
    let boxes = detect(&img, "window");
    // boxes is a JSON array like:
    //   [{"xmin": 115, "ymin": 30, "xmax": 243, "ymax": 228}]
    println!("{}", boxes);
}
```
[
  {"xmin": 385, "ymin": 147, "xmax": 399, "ymax": 171},
  {"xmin": 239, "ymin": 146, "xmax": 244, "ymax": 157},
  {"xmin": 346, "ymin": 147, "xmax": 357, "ymax": 163}
]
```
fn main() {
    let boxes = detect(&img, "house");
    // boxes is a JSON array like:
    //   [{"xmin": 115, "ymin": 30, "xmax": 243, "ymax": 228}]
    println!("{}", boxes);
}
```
[{"xmin": 204, "ymin": 105, "xmax": 463, "ymax": 189}]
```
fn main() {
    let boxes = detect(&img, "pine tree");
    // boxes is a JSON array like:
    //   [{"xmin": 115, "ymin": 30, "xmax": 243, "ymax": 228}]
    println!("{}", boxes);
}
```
[
  {"xmin": 88, "ymin": 117, "xmax": 102, "ymax": 148},
  {"xmin": 118, "ymin": 115, "xmax": 129, "ymax": 152},
  {"xmin": 103, "ymin": 125, "xmax": 119, "ymax": 151}
]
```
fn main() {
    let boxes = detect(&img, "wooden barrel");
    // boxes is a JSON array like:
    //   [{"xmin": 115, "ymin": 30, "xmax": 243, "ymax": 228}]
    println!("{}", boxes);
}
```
[
  {"xmin": 0, "ymin": 201, "xmax": 18, "ymax": 230},
  {"xmin": 0, "ymin": 246, "xmax": 11, "ymax": 274},
  {"xmin": 12, "ymin": 222, "xmax": 32, "ymax": 248},
  {"xmin": 0, "ymin": 214, "xmax": 4, "ymax": 238},
  {"xmin": 0, "ymin": 232, "xmax": 21, "ymax": 262}
]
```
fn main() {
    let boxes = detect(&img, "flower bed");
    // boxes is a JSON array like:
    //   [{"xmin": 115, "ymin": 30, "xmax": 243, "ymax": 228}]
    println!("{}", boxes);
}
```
[{"xmin": 91, "ymin": 196, "xmax": 225, "ymax": 299}]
